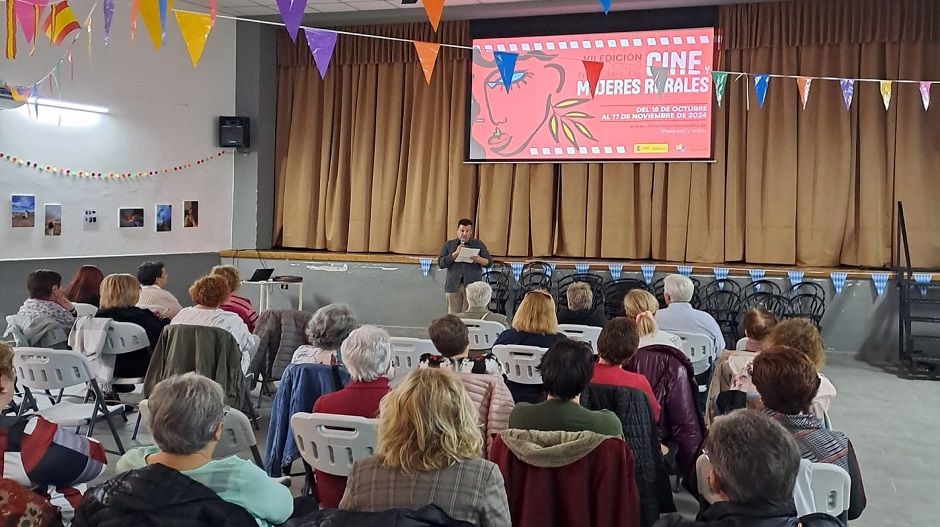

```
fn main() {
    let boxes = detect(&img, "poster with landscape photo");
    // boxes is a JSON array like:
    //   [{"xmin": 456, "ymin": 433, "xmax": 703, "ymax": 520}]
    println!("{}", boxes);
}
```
[{"xmin": 11, "ymin": 195, "xmax": 35, "ymax": 228}]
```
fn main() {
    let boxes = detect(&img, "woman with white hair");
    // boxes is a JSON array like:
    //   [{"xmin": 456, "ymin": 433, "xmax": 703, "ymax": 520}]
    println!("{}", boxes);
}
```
[
  {"xmin": 291, "ymin": 304, "xmax": 358, "ymax": 365},
  {"xmin": 80, "ymin": 373, "xmax": 293, "ymax": 526},
  {"xmin": 311, "ymin": 325, "xmax": 393, "ymax": 508},
  {"xmin": 458, "ymin": 281, "xmax": 510, "ymax": 329},
  {"xmin": 655, "ymin": 274, "xmax": 726, "ymax": 354}
]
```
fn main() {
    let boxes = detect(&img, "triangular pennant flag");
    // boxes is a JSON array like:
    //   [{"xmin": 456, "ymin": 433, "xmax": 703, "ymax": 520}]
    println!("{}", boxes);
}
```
[
  {"xmin": 493, "ymin": 51, "xmax": 518, "ymax": 93},
  {"xmin": 130, "ymin": 0, "xmax": 141, "ymax": 41},
  {"xmin": 640, "ymin": 264, "xmax": 655, "ymax": 284},
  {"xmin": 871, "ymin": 273, "xmax": 889, "ymax": 298},
  {"xmin": 304, "ymin": 29, "xmax": 337, "ymax": 79},
  {"xmin": 920, "ymin": 82, "xmax": 931, "ymax": 111},
  {"xmin": 754, "ymin": 74, "xmax": 769, "ymax": 108},
  {"xmin": 651, "ymin": 66, "xmax": 668, "ymax": 97},
  {"xmin": 712, "ymin": 72, "xmax": 728, "ymax": 108},
  {"xmin": 582, "ymin": 60, "xmax": 604, "ymax": 100},
  {"xmin": 575, "ymin": 263, "xmax": 590, "ymax": 274},
  {"xmin": 5, "ymin": 0, "xmax": 16, "ymax": 59},
  {"xmin": 913, "ymin": 273, "xmax": 933, "ymax": 296},
  {"xmin": 158, "ymin": 0, "xmax": 169, "ymax": 44},
  {"xmin": 598, "ymin": 0, "xmax": 611, "ymax": 15},
  {"xmin": 797, "ymin": 77, "xmax": 812, "ymax": 110},
  {"xmin": 14, "ymin": 0, "xmax": 47, "ymax": 45},
  {"xmin": 880, "ymin": 81, "xmax": 892, "ymax": 110},
  {"xmin": 274, "ymin": 0, "xmax": 306, "ymax": 42},
  {"xmin": 608, "ymin": 264, "xmax": 622, "ymax": 281},
  {"xmin": 830, "ymin": 272, "xmax": 847, "ymax": 296},
  {"xmin": 421, "ymin": 0, "xmax": 445, "ymax": 32},
  {"xmin": 175, "ymin": 11, "xmax": 212, "ymax": 67},
  {"xmin": 840, "ymin": 79, "xmax": 855, "ymax": 110},
  {"xmin": 413, "ymin": 40, "xmax": 441, "ymax": 85},
  {"xmin": 787, "ymin": 270, "xmax": 804, "ymax": 285},
  {"xmin": 547, "ymin": 263, "xmax": 556, "ymax": 278},
  {"xmin": 103, "ymin": 0, "xmax": 114, "ymax": 44},
  {"xmin": 139, "ymin": 0, "xmax": 173, "ymax": 50},
  {"xmin": 510, "ymin": 262, "xmax": 523, "ymax": 283},
  {"xmin": 713, "ymin": 267, "xmax": 730, "ymax": 289},
  {"xmin": 419, "ymin": 257, "xmax": 432, "ymax": 277},
  {"xmin": 677, "ymin": 265, "xmax": 692, "ymax": 277},
  {"xmin": 42, "ymin": 1, "xmax": 80, "ymax": 45},
  {"xmin": 209, "ymin": 0, "xmax": 217, "ymax": 25},
  {"xmin": 748, "ymin": 269, "xmax": 766, "ymax": 282},
  {"xmin": 9, "ymin": 86, "xmax": 28, "ymax": 102}
]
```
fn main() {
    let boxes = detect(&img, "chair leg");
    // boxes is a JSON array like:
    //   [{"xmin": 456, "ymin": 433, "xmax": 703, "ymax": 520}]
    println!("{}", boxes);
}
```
[
  {"xmin": 250, "ymin": 445, "xmax": 264, "ymax": 467},
  {"xmin": 132, "ymin": 412, "xmax": 143, "ymax": 441},
  {"xmin": 91, "ymin": 382, "xmax": 125, "ymax": 455}
]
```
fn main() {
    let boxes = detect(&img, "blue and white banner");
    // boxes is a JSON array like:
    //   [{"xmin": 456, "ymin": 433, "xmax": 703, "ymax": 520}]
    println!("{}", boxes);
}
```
[
  {"xmin": 608, "ymin": 264, "xmax": 623, "ymax": 281},
  {"xmin": 748, "ymin": 269, "xmax": 766, "ymax": 282},
  {"xmin": 510, "ymin": 262, "xmax": 524, "ymax": 283},
  {"xmin": 713, "ymin": 267, "xmax": 730, "ymax": 289},
  {"xmin": 913, "ymin": 272, "xmax": 933, "ymax": 296},
  {"xmin": 575, "ymin": 263, "xmax": 590, "ymax": 274},
  {"xmin": 830, "ymin": 272, "xmax": 847, "ymax": 296},
  {"xmin": 419, "ymin": 258, "xmax": 432, "ymax": 277},
  {"xmin": 546, "ymin": 262, "xmax": 557, "ymax": 278},
  {"xmin": 787, "ymin": 270, "xmax": 805, "ymax": 285},
  {"xmin": 677, "ymin": 265, "xmax": 692, "ymax": 277},
  {"xmin": 484, "ymin": 264, "xmax": 494, "ymax": 273},
  {"xmin": 640, "ymin": 264, "xmax": 656, "ymax": 284},
  {"xmin": 871, "ymin": 273, "xmax": 889, "ymax": 298}
]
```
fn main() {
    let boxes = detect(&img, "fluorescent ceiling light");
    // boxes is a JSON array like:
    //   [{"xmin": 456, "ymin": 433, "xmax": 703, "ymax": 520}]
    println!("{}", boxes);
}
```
[{"xmin": 25, "ymin": 97, "xmax": 109, "ymax": 114}]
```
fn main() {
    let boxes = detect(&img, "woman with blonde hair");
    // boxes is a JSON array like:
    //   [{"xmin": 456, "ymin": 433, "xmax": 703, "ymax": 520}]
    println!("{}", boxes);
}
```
[
  {"xmin": 624, "ymin": 289, "xmax": 683, "ymax": 350},
  {"xmin": 493, "ymin": 290, "xmax": 565, "ymax": 349},
  {"xmin": 340, "ymin": 368, "xmax": 510, "ymax": 526}
]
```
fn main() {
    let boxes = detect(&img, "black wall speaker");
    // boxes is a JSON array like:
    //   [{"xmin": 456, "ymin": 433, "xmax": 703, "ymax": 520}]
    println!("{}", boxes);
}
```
[{"xmin": 218, "ymin": 116, "xmax": 250, "ymax": 148}]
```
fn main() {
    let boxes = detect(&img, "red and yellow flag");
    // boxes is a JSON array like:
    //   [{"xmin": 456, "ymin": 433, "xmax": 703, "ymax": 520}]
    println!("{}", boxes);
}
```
[
  {"xmin": 42, "ymin": 1, "xmax": 81, "ymax": 46},
  {"xmin": 5, "ymin": 0, "xmax": 16, "ymax": 59}
]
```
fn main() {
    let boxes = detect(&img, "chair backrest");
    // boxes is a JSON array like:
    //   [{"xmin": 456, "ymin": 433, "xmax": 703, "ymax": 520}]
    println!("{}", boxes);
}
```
[
  {"xmin": 734, "ymin": 337, "xmax": 748, "ymax": 350},
  {"xmin": 13, "ymin": 347, "xmax": 93, "ymax": 391},
  {"xmin": 482, "ymin": 271, "xmax": 512, "ymax": 315},
  {"xmin": 102, "ymin": 321, "xmax": 151, "ymax": 355},
  {"xmin": 4, "ymin": 315, "xmax": 29, "ymax": 347},
  {"xmin": 602, "ymin": 278, "xmax": 649, "ymax": 318},
  {"xmin": 463, "ymin": 320, "xmax": 506, "ymax": 351},
  {"xmin": 389, "ymin": 337, "xmax": 438, "ymax": 375},
  {"xmin": 810, "ymin": 462, "xmax": 851, "ymax": 517},
  {"xmin": 73, "ymin": 303, "xmax": 98, "ymax": 317},
  {"xmin": 291, "ymin": 412, "xmax": 379, "ymax": 477},
  {"xmin": 139, "ymin": 400, "xmax": 259, "ymax": 460},
  {"xmin": 741, "ymin": 279, "xmax": 783, "ymax": 298},
  {"xmin": 556, "ymin": 273, "xmax": 605, "ymax": 311},
  {"xmin": 558, "ymin": 324, "xmax": 602, "ymax": 352},
  {"xmin": 670, "ymin": 331, "xmax": 714, "ymax": 375},
  {"xmin": 492, "ymin": 345, "xmax": 547, "ymax": 385}
]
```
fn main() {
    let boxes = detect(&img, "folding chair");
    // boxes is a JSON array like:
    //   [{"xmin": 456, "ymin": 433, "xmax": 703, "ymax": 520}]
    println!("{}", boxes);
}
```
[
  {"xmin": 389, "ymin": 337, "xmax": 438, "ymax": 378},
  {"xmin": 73, "ymin": 303, "xmax": 98, "ymax": 317},
  {"xmin": 291, "ymin": 412, "xmax": 379, "ymax": 477},
  {"xmin": 810, "ymin": 463, "xmax": 851, "ymax": 519},
  {"xmin": 671, "ymin": 331, "xmax": 715, "ymax": 404},
  {"xmin": 13, "ymin": 347, "xmax": 126, "ymax": 454},
  {"xmin": 463, "ymin": 320, "xmax": 505, "ymax": 352},
  {"xmin": 101, "ymin": 321, "xmax": 151, "ymax": 389},
  {"xmin": 492, "ymin": 345, "xmax": 547, "ymax": 385},
  {"xmin": 558, "ymin": 324, "xmax": 602, "ymax": 352}
]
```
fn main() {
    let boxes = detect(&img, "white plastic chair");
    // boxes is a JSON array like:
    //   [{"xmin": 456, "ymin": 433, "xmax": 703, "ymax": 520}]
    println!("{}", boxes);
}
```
[
  {"xmin": 734, "ymin": 337, "xmax": 748, "ymax": 350},
  {"xmin": 671, "ymin": 331, "xmax": 714, "ymax": 376},
  {"xmin": 810, "ymin": 463, "xmax": 851, "ymax": 517},
  {"xmin": 558, "ymin": 324, "xmax": 602, "ymax": 352},
  {"xmin": 102, "ymin": 321, "xmax": 151, "ymax": 387},
  {"xmin": 291, "ymin": 412, "xmax": 379, "ymax": 477},
  {"xmin": 13, "ymin": 347, "xmax": 125, "ymax": 454},
  {"xmin": 463, "ymin": 320, "xmax": 505, "ymax": 351},
  {"xmin": 492, "ymin": 345, "xmax": 547, "ymax": 385},
  {"xmin": 389, "ymin": 337, "xmax": 438, "ymax": 376},
  {"xmin": 138, "ymin": 400, "xmax": 263, "ymax": 465},
  {"xmin": 73, "ymin": 303, "xmax": 98, "ymax": 317}
]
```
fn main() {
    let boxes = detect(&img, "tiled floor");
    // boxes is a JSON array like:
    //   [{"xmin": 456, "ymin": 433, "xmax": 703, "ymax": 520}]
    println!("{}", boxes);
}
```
[{"xmin": 84, "ymin": 353, "xmax": 935, "ymax": 525}]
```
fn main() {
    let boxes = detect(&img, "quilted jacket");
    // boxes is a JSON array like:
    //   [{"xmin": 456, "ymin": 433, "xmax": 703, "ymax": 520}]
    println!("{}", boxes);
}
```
[
  {"xmin": 626, "ymin": 345, "xmax": 705, "ymax": 476},
  {"xmin": 581, "ymin": 384, "xmax": 675, "ymax": 527},
  {"xmin": 250, "ymin": 310, "xmax": 314, "ymax": 381},
  {"xmin": 458, "ymin": 373, "xmax": 514, "ymax": 455}
]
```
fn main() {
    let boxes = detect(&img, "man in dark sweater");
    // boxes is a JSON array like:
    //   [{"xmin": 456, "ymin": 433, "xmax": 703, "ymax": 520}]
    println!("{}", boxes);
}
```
[{"xmin": 437, "ymin": 218, "xmax": 494, "ymax": 314}]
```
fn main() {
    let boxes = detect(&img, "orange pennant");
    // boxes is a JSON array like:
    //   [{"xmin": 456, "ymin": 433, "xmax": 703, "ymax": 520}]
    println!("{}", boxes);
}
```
[
  {"xmin": 421, "ymin": 0, "xmax": 445, "ymax": 32},
  {"xmin": 139, "ymin": 0, "xmax": 173, "ymax": 50},
  {"xmin": 413, "ymin": 40, "xmax": 441, "ymax": 85},
  {"xmin": 175, "ymin": 11, "xmax": 212, "ymax": 67},
  {"xmin": 130, "ymin": 0, "xmax": 141, "ymax": 41}
]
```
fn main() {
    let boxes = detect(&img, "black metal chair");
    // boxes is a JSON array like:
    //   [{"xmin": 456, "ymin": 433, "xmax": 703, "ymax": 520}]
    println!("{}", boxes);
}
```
[
  {"xmin": 482, "ymin": 270, "xmax": 512, "ymax": 316},
  {"xmin": 784, "ymin": 293, "xmax": 826, "ymax": 329},
  {"xmin": 602, "ymin": 278, "xmax": 650, "ymax": 319},
  {"xmin": 701, "ymin": 288, "xmax": 742, "ymax": 349},
  {"xmin": 740, "ymin": 292, "xmax": 790, "ymax": 319},
  {"xmin": 555, "ymin": 272, "xmax": 605, "ymax": 312},
  {"xmin": 741, "ymin": 279, "xmax": 783, "ymax": 298},
  {"xmin": 701, "ymin": 278, "xmax": 742, "ymax": 297},
  {"xmin": 788, "ymin": 281, "xmax": 826, "ymax": 299},
  {"xmin": 652, "ymin": 276, "xmax": 703, "ymax": 310}
]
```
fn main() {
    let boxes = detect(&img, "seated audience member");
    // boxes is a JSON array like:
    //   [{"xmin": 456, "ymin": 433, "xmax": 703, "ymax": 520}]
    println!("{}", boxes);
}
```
[
  {"xmin": 64, "ymin": 265, "xmax": 105, "ymax": 307},
  {"xmin": 98, "ymin": 373, "xmax": 293, "ymax": 526},
  {"xmin": 423, "ymin": 315, "xmax": 514, "ymax": 452},
  {"xmin": 752, "ymin": 348, "xmax": 866, "ymax": 520},
  {"xmin": 654, "ymin": 410, "xmax": 844, "ymax": 527},
  {"xmin": 17, "ymin": 269, "xmax": 76, "ymax": 330},
  {"xmin": 557, "ymin": 282, "xmax": 607, "ymax": 327},
  {"xmin": 624, "ymin": 289, "xmax": 683, "ymax": 350},
  {"xmin": 340, "ymin": 368, "xmax": 511, "ymax": 527},
  {"xmin": 591, "ymin": 317, "xmax": 661, "ymax": 421},
  {"xmin": 136, "ymin": 261, "xmax": 183, "ymax": 319},
  {"xmin": 655, "ymin": 274, "xmax": 725, "ymax": 356},
  {"xmin": 291, "ymin": 304, "xmax": 358, "ymax": 365},
  {"xmin": 0, "ymin": 342, "xmax": 108, "ymax": 525},
  {"xmin": 210, "ymin": 265, "xmax": 259, "ymax": 332},
  {"xmin": 764, "ymin": 318, "xmax": 836, "ymax": 414},
  {"xmin": 171, "ymin": 275, "xmax": 255, "ymax": 372},
  {"xmin": 738, "ymin": 307, "xmax": 776, "ymax": 352},
  {"xmin": 508, "ymin": 339, "xmax": 622, "ymax": 437},
  {"xmin": 493, "ymin": 290, "xmax": 566, "ymax": 348},
  {"xmin": 95, "ymin": 274, "xmax": 169, "ymax": 382},
  {"xmin": 458, "ymin": 281, "xmax": 510, "ymax": 329},
  {"xmin": 311, "ymin": 325, "xmax": 393, "ymax": 509}
]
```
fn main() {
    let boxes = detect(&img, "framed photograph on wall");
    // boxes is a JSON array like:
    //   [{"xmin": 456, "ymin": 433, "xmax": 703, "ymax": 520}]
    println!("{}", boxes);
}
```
[
  {"xmin": 119, "ymin": 208, "xmax": 145, "ymax": 228},
  {"xmin": 156, "ymin": 204, "xmax": 172, "ymax": 232},
  {"xmin": 11, "ymin": 195, "xmax": 35, "ymax": 228},
  {"xmin": 44, "ymin": 204, "xmax": 62, "ymax": 236},
  {"xmin": 184, "ymin": 200, "xmax": 198, "ymax": 228}
]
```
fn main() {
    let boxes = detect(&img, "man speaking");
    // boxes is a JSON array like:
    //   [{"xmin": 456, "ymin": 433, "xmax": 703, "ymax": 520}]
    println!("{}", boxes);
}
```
[{"xmin": 438, "ymin": 218, "xmax": 494, "ymax": 314}]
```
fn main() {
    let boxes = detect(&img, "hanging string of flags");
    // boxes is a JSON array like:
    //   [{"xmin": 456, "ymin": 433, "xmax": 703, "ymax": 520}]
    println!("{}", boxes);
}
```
[{"xmin": 0, "ymin": 148, "xmax": 227, "ymax": 178}]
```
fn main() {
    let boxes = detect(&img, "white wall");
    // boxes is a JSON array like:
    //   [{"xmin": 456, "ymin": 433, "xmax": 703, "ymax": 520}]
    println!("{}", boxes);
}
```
[{"xmin": 0, "ymin": 0, "xmax": 236, "ymax": 260}]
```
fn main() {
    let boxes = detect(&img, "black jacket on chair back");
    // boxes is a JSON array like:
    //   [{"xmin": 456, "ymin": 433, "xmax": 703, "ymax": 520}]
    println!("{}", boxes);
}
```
[
  {"xmin": 73, "ymin": 464, "xmax": 258, "ymax": 527},
  {"xmin": 653, "ymin": 502, "xmax": 845, "ymax": 527}
]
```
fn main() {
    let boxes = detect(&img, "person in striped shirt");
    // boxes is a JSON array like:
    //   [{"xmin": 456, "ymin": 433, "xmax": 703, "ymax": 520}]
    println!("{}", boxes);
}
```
[{"xmin": 211, "ymin": 265, "xmax": 259, "ymax": 332}]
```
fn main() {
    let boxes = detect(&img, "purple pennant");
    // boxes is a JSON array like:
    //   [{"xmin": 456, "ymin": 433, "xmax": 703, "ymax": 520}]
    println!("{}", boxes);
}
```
[
  {"xmin": 275, "ymin": 0, "xmax": 307, "ymax": 41},
  {"xmin": 304, "ymin": 29, "xmax": 337, "ymax": 80},
  {"xmin": 840, "ymin": 79, "xmax": 855, "ymax": 110},
  {"xmin": 103, "ymin": 0, "xmax": 114, "ymax": 45}
]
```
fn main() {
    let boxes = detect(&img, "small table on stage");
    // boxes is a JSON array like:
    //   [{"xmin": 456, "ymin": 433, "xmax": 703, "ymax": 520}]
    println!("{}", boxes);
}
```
[{"xmin": 241, "ymin": 280, "xmax": 304, "ymax": 312}]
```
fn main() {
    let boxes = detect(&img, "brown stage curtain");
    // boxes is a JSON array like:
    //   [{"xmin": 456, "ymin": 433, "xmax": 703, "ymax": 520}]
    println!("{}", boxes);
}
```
[{"xmin": 274, "ymin": 1, "xmax": 940, "ymax": 267}]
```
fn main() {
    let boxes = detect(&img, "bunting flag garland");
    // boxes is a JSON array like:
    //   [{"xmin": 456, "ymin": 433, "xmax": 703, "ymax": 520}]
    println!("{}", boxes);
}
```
[
  {"xmin": 754, "ymin": 74, "xmax": 769, "ymax": 108},
  {"xmin": 421, "ymin": 0, "xmax": 444, "ymax": 32},
  {"xmin": 510, "ymin": 262, "xmax": 523, "ymax": 283},
  {"xmin": 871, "ymin": 273, "xmax": 889, "ymax": 298},
  {"xmin": 15, "ymin": 0, "xmax": 48, "ymax": 46},
  {"xmin": 5, "ymin": 0, "xmax": 16, "ymax": 58},
  {"xmin": 787, "ymin": 270, "xmax": 804, "ymax": 285},
  {"xmin": 920, "ymin": 82, "xmax": 931, "ymax": 111},
  {"xmin": 419, "ymin": 258, "xmax": 432, "ymax": 277},
  {"xmin": 175, "ymin": 11, "xmax": 212, "ymax": 67},
  {"xmin": 651, "ymin": 66, "xmax": 668, "ymax": 96},
  {"xmin": 830, "ymin": 272, "xmax": 847, "ymax": 296},
  {"xmin": 103, "ymin": 0, "xmax": 113, "ymax": 44},
  {"xmin": 274, "ymin": 0, "xmax": 306, "ymax": 42},
  {"xmin": 713, "ymin": 267, "xmax": 730, "ymax": 289},
  {"xmin": 575, "ymin": 263, "xmax": 590, "ymax": 274},
  {"xmin": 880, "ymin": 80, "xmax": 892, "ymax": 110},
  {"xmin": 413, "ymin": 41, "xmax": 441, "ymax": 85},
  {"xmin": 42, "ymin": 1, "xmax": 81, "ymax": 45},
  {"xmin": 608, "ymin": 264, "xmax": 622, "ymax": 281},
  {"xmin": 840, "ymin": 79, "xmax": 854, "ymax": 110},
  {"xmin": 547, "ymin": 263, "xmax": 556, "ymax": 277},
  {"xmin": 913, "ymin": 273, "xmax": 932, "ymax": 296},
  {"xmin": 598, "ymin": 0, "xmax": 611, "ymax": 15},
  {"xmin": 304, "ymin": 29, "xmax": 337, "ymax": 80},
  {"xmin": 582, "ymin": 61, "xmax": 604, "ymax": 100},
  {"xmin": 493, "ymin": 51, "xmax": 518, "ymax": 93},
  {"xmin": 748, "ymin": 269, "xmax": 765, "ymax": 282},
  {"xmin": 677, "ymin": 265, "xmax": 692, "ymax": 277},
  {"xmin": 640, "ymin": 264, "xmax": 655, "ymax": 284},
  {"xmin": 0, "ymin": 149, "xmax": 227, "ymax": 180},
  {"xmin": 796, "ymin": 77, "xmax": 812, "ymax": 110},
  {"xmin": 712, "ymin": 72, "xmax": 728, "ymax": 108},
  {"xmin": 139, "ymin": 0, "xmax": 173, "ymax": 50}
]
